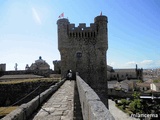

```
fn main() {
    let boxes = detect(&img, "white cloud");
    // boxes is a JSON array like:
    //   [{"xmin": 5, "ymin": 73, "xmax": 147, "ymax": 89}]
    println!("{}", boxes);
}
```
[
  {"xmin": 108, "ymin": 59, "xmax": 160, "ymax": 69},
  {"xmin": 123, "ymin": 60, "xmax": 155, "ymax": 68},
  {"xmin": 126, "ymin": 61, "xmax": 137, "ymax": 65},
  {"xmin": 140, "ymin": 60, "xmax": 153, "ymax": 65},
  {"xmin": 32, "ymin": 7, "xmax": 42, "ymax": 25},
  {"xmin": 123, "ymin": 61, "xmax": 137, "ymax": 68},
  {"xmin": 108, "ymin": 59, "xmax": 159, "ymax": 69},
  {"xmin": 156, "ymin": 60, "xmax": 160, "ymax": 66},
  {"xmin": 125, "ymin": 60, "xmax": 154, "ymax": 67}
]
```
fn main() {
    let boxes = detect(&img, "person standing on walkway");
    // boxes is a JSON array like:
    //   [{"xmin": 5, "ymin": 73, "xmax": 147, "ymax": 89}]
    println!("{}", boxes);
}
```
[{"xmin": 67, "ymin": 70, "xmax": 72, "ymax": 81}]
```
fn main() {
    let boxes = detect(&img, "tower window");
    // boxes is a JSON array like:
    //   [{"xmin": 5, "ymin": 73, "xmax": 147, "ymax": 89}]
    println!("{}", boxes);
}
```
[{"xmin": 76, "ymin": 51, "xmax": 82, "ymax": 58}]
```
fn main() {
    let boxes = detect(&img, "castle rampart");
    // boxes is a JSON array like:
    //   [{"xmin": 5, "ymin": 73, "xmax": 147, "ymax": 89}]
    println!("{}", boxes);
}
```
[{"xmin": 57, "ymin": 15, "xmax": 108, "ymax": 107}]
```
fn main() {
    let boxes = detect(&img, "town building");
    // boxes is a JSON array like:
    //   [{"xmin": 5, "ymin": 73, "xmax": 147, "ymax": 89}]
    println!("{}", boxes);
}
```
[
  {"xmin": 136, "ymin": 82, "xmax": 150, "ymax": 92},
  {"xmin": 150, "ymin": 83, "xmax": 160, "ymax": 92},
  {"xmin": 0, "ymin": 64, "xmax": 6, "ymax": 71},
  {"xmin": 28, "ymin": 56, "xmax": 50, "ymax": 70}
]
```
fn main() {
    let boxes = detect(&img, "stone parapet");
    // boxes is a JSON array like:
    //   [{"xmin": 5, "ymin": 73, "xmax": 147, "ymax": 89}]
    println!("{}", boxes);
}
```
[
  {"xmin": 1, "ymin": 79, "xmax": 66, "ymax": 120},
  {"xmin": 76, "ymin": 75, "xmax": 115, "ymax": 120}
]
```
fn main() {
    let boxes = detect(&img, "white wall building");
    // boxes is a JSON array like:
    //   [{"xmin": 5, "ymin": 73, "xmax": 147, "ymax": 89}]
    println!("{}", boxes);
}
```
[{"xmin": 150, "ymin": 83, "xmax": 160, "ymax": 92}]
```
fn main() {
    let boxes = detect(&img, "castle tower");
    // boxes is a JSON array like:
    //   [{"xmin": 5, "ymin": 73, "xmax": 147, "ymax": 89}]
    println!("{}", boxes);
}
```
[{"xmin": 57, "ymin": 15, "xmax": 108, "ymax": 107}]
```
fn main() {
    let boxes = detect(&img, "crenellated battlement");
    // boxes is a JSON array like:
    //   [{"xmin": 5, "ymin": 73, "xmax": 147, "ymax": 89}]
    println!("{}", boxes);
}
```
[
  {"xmin": 68, "ymin": 23, "xmax": 97, "ymax": 38},
  {"xmin": 68, "ymin": 23, "xmax": 96, "ymax": 31},
  {"xmin": 57, "ymin": 15, "xmax": 108, "ymax": 79},
  {"xmin": 57, "ymin": 15, "xmax": 107, "ymax": 40},
  {"xmin": 57, "ymin": 15, "xmax": 108, "ymax": 108}
]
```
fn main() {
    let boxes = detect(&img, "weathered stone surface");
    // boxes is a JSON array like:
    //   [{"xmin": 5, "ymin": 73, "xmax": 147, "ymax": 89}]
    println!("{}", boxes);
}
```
[
  {"xmin": 32, "ymin": 80, "xmax": 75, "ymax": 120},
  {"xmin": 89, "ymin": 101, "xmax": 115, "ymax": 120},
  {"xmin": 0, "ymin": 81, "xmax": 58, "ymax": 107},
  {"xmin": 0, "ymin": 64, "xmax": 6, "ymax": 72},
  {"xmin": 2, "ymin": 79, "xmax": 65, "ymax": 120},
  {"xmin": 76, "ymin": 75, "xmax": 115, "ymax": 120},
  {"xmin": 57, "ymin": 15, "xmax": 108, "ymax": 107}
]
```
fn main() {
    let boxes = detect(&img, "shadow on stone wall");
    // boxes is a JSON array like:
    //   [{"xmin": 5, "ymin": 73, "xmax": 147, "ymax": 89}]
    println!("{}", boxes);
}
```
[{"xmin": 0, "ymin": 81, "xmax": 58, "ymax": 107}]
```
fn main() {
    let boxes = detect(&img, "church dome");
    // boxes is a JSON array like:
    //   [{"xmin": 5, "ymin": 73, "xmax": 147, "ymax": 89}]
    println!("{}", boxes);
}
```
[
  {"xmin": 35, "ymin": 56, "xmax": 45, "ymax": 63},
  {"xmin": 30, "ymin": 56, "xmax": 50, "ymax": 70}
]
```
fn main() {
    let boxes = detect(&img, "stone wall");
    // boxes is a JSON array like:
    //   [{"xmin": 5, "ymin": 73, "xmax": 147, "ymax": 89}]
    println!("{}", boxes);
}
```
[
  {"xmin": 53, "ymin": 60, "xmax": 61, "ymax": 73},
  {"xmin": 0, "ymin": 64, "xmax": 6, "ymax": 71},
  {"xmin": 1, "ymin": 79, "xmax": 65, "ymax": 120},
  {"xmin": 0, "ymin": 69, "xmax": 56, "ymax": 77},
  {"xmin": 76, "ymin": 75, "xmax": 114, "ymax": 120},
  {"xmin": 0, "ymin": 81, "xmax": 58, "ymax": 107},
  {"xmin": 57, "ymin": 15, "xmax": 108, "ymax": 107},
  {"xmin": 57, "ymin": 16, "xmax": 108, "ymax": 83}
]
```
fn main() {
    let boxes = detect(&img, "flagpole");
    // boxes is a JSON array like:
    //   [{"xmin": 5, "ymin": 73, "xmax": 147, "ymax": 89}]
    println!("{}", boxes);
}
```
[{"xmin": 100, "ymin": 11, "xmax": 102, "ymax": 16}]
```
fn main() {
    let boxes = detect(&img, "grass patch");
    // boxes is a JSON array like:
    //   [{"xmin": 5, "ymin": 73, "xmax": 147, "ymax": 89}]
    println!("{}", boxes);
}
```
[
  {"xmin": 0, "ymin": 106, "xmax": 18, "ymax": 117},
  {"xmin": 116, "ymin": 104, "xmax": 126, "ymax": 112},
  {"xmin": 0, "ymin": 78, "xmax": 61, "ymax": 84},
  {"xmin": 116, "ymin": 104, "xmax": 133, "ymax": 115}
]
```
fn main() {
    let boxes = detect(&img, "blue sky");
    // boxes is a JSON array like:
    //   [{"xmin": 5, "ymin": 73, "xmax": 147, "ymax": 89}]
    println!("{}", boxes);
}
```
[{"xmin": 0, "ymin": 0, "xmax": 160, "ymax": 70}]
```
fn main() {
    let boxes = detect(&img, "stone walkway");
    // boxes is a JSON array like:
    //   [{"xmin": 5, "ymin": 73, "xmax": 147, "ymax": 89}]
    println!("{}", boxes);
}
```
[
  {"xmin": 31, "ymin": 80, "xmax": 75, "ymax": 120},
  {"xmin": 109, "ymin": 99, "xmax": 138, "ymax": 120}
]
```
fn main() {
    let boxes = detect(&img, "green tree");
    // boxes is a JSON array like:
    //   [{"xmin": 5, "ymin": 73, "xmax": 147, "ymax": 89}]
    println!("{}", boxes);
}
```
[
  {"xmin": 132, "ymin": 91, "xmax": 140, "ymax": 99},
  {"xmin": 153, "ymin": 79, "xmax": 160, "ymax": 83},
  {"xmin": 137, "ymin": 80, "xmax": 143, "ymax": 83},
  {"xmin": 129, "ymin": 92, "xmax": 143, "ymax": 114},
  {"xmin": 120, "ymin": 99, "xmax": 130, "ymax": 110},
  {"xmin": 129, "ymin": 99, "xmax": 143, "ymax": 113}
]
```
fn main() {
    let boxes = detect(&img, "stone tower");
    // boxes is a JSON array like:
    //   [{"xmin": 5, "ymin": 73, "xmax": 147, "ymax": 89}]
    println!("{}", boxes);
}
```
[{"xmin": 57, "ymin": 15, "xmax": 108, "ymax": 107}]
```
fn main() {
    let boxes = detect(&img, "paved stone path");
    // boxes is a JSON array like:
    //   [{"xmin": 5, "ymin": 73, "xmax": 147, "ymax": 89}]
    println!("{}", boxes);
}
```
[
  {"xmin": 32, "ymin": 80, "xmax": 75, "ymax": 120},
  {"xmin": 109, "ymin": 99, "xmax": 138, "ymax": 120}
]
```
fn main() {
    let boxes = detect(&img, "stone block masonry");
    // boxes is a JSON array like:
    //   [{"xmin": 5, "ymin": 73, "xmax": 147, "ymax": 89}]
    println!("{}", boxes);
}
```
[
  {"xmin": 57, "ymin": 15, "xmax": 108, "ymax": 108},
  {"xmin": 2, "ymin": 79, "xmax": 65, "ymax": 120},
  {"xmin": 76, "ymin": 75, "xmax": 115, "ymax": 120},
  {"xmin": 0, "ymin": 64, "xmax": 6, "ymax": 71},
  {"xmin": 0, "ymin": 81, "xmax": 57, "ymax": 107},
  {"xmin": 57, "ymin": 16, "xmax": 108, "ymax": 83},
  {"xmin": 32, "ymin": 80, "xmax": 75, "ymax": 120}
]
